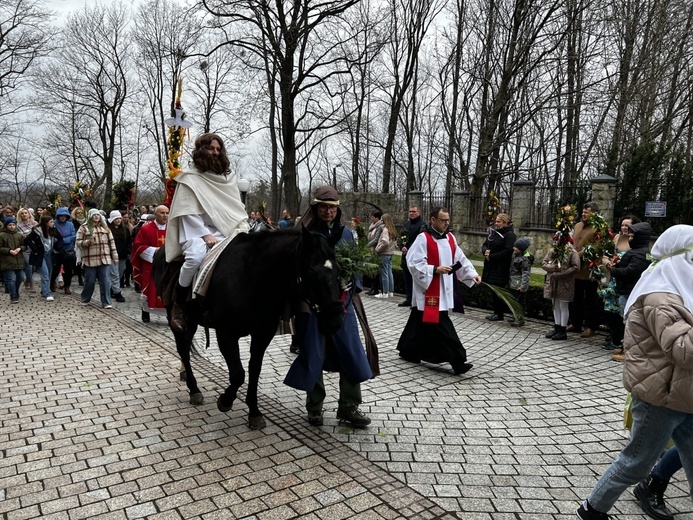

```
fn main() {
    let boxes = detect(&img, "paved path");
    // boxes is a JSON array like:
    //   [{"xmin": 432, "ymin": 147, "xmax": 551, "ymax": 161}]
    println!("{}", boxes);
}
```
[{"xmin": 1, "ymin": 282, "xmax": 690, "ymax": 519}]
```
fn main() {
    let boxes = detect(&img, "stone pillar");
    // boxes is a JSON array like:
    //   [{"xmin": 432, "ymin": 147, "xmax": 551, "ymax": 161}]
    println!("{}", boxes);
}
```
[
  {"xmin": 590, "ymin": 174, "xmax": 617, "ymax": 227},
  {"xmin": 408, "ymin": 190, "xmax": 423, "ymax": 214},
  {"xmin": 511, "ymin": 180, "xmax": 534, "ymax": 229},
  {"xmin": 453, "ymin": 190, "xmax": 470, "ymax": 233}
]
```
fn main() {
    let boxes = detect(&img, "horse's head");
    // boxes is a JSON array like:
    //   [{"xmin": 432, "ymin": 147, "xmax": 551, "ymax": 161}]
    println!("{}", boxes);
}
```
[{"xmin": 298, "ymin": 226, "xmax": 344, "ymax": 335}]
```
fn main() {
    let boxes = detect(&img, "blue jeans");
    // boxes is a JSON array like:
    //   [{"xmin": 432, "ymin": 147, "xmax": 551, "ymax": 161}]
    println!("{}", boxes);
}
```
[
  {"xmin": 109, "ymin": 261, "xmax": 125, "ymax": 294},
  {"xmin": 379, "ymin": 255, "xmax": 393, "ymax": 293},
  {"xmin": 652, "ymin": 446, "xmax": 682, "ymax": 482},
  {"xmin": 22, "ymin": 252, "xmax": 33, "ymax": 284},
  {"xmin": 82, "ymin": 264, "xmax": 111, "ymax": 305},
  {"xmin": 3, "ymin": 269, "xmax": 25, "ymax": 299},
  {"xmin": 37, "ymin": 251, "xmax": 52, "ymax": 298},
  {"xmin": 587, "ymin": 397, "xmax": 693, "ymax": 512}
]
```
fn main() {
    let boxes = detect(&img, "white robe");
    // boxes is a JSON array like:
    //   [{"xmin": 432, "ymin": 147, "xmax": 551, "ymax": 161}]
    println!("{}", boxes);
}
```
[
  {"xmin": 407, "ymin": 231, "xmax": 478, "ymax": 311},
  {"xmin": 165, "ymin": 167, "xmax": 249, "ymax": 262}
]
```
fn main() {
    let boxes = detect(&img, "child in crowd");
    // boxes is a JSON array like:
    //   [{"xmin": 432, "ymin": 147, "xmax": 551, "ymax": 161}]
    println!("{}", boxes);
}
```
[
  {"xmin": 541, "ymin": 238, "xmax": 580, "ymax": 340},
  {"xmin": 0, "ymin": 217, "xmax": 27, "ymax": 303},
  {"xmin": 508, "ymin": 238, "xmax": 533, "ymax": 326}
]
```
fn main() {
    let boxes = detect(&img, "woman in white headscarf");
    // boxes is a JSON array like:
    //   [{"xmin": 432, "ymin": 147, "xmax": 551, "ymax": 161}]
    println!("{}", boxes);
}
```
[{"xmin": 577, "ymin": 225, "xmax": 693, "ymax": 520}]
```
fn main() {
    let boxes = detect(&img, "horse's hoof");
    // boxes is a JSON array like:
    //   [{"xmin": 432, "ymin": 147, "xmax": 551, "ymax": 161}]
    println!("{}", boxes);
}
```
[
  {"xmin": 179, "ymin": 371, "xmax": 187, "ymax": 381},
  {"xmin": 189, "ymin": 393, "xmax": 204, "ymax": 405},
  {"xmin": 217, "ymin": 395, "xmax": 233, "ymax": 413},
  {"xmin": 249, "ymin": 415, "xmax": 266, "ymax": 430}
]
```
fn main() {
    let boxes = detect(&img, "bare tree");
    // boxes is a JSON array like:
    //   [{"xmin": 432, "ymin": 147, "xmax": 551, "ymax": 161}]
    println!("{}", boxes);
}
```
[
  {"xmin": 378, "ymin": 0, "xmax": 445, "ymax": 194},
  {"xmin": 0, "ymin": 0, "xmax": 51, "ymax": 111},
  {"xmin": 36, "ymin": 3, "xmax": 131, "ymax": 207},
  {"xmin": 201, "ymin": 0, "xmax": 360, "ymax": 217},
  {"xmin": 133, "ymin": 0, "xmax": 202, "ymax": 182}
]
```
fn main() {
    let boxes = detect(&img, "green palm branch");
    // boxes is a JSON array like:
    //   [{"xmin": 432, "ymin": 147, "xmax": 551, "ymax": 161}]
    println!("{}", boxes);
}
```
[{"xmin": 481, "ymin": 282, "xmax": 526, "ymax": 323}]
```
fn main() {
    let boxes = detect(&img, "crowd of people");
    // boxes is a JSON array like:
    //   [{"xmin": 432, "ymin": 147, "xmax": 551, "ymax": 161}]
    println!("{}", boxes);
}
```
[{"xmin": 1, "ymin": 131, "xmax": 691, "ymax": 518}]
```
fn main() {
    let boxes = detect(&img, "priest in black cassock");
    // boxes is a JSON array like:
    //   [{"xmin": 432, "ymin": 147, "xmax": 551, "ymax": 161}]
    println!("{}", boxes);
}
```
[{"xmin": 397, "ymin": 207, "xmax": 481, "ymax": 374}]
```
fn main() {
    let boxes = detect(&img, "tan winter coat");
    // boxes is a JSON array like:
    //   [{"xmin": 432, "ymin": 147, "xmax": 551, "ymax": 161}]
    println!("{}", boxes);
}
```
[
  {"xmin": 623, "ymin": 292, "xmax": 693, "ymax": 414},
  {"xmin": 541, "ymin": 246, "xmax": 580, "ymax": 301},
  {"xmin": 572, "ymin": 220, "xmax": 597, "ymax": 280}
]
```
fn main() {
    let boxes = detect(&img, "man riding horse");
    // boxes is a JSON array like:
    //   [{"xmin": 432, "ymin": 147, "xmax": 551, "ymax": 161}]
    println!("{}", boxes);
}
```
[{"xmin": 165, "ymin": 133, "xmax": 249, "ymax": 331}]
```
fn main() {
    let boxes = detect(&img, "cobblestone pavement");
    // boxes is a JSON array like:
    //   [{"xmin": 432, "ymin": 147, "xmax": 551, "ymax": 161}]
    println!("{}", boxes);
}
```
[{"xmin": 1, "ymin": 281, "xmax": 691, "ymax": 519}]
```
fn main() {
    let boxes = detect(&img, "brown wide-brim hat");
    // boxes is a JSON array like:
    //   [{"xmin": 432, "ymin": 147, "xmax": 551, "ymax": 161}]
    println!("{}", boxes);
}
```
[{"xmin": 301, "ymin": 186, "xmax": 341, "ymax": 228}]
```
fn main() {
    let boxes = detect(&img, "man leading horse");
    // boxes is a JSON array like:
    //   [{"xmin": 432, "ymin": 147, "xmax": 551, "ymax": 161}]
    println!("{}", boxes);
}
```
[{"xmin": 165, "ymin": 133, "xmax": 249, "ymax": 331}]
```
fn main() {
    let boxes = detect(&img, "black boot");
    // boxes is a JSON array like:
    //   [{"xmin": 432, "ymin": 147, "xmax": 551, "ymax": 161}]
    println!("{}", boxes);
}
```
[
  {"xmin": 634, "ymin": 475, "xmax": 673, "ymax": 520},
  {"xmin": 170, "ymin": 283, "xmax": 190, "ymax": 332},
  {"xmin": 551, "ymin": 325, "xmax": 567, "ymax": 340},
  {"xmin": 545, "ymin": 325, "xmax": 559, "ymax": 339}
]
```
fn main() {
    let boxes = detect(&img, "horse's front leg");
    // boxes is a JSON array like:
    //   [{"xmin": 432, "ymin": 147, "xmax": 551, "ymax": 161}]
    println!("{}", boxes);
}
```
[
  {"xmin": 215, "ymin": 326, "xmax": 244, "ymax": 414},
  {"xmin": 245, "ymin": 328, "xmax": 276, "ymax": 430},
  {"xmin": 173, "ymin": 324, "xmax": 204, "ymax": 405}
]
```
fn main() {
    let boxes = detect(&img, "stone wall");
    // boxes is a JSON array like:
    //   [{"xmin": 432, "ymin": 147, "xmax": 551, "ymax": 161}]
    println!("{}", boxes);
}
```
[{"xmin": 453, "ymin": 176, "xmax": 618, "ymax": 257}]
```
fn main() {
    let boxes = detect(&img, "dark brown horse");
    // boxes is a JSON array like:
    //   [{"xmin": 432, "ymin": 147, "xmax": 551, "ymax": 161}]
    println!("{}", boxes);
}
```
[{"xmin": 153, "ymin": 227, "xmax": 344, "ymax": 429}]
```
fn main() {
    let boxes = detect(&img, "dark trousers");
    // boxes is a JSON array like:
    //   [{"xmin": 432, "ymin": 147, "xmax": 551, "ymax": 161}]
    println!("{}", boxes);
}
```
[
  {"xmin": 402, "ymin": 255, "xmax": 412, "ymax": 302},
  {"xmin": 510, "ymin": 289, "xmax": 527, "ymax": 315},
  {"xmin": 491, "ymin": 290, "xmax": 508, "ymax": 317},
  {"xmin": 604, "ymin": 310, "xmax": 624, "ymax": 346},
  {"xmin": 51, "ymin": 252, "xmax": 76, "ymax": 289},
  {"xmin": 569, "ymin": 278, "xmax": 600, "ymax": 330}
]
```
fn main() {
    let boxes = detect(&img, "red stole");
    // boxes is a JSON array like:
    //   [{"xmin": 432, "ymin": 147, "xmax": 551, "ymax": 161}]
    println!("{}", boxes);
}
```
[
  {"xmin": 423, "ymin": 231, "xmax": 457, "ymax": 324},
  {"xmin": 131, "ymin": 222, "xmax": 166, "ymax": 309}
]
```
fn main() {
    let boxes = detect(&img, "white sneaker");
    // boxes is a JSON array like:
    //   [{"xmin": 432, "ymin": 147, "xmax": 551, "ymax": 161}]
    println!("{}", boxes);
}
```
[
  {"xmin": 45, "ymin": 296, "xmax": 54, "ymax": 302},
  {"xmin": 103, "ymin": 304, "xmax": 113, "ymax": 309},
  {"xmin": 388, "ymin": 292, "xmax": 394, "ymax": 297},
  {"xmin": 375, "ymin": 293, "xmax": 388, "ymax": 298}
]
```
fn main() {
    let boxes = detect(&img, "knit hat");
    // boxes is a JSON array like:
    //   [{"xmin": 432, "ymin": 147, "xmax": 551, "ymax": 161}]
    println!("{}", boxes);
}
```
[
  {"xmin": 108, "ymin": 210, "xmax": 122, "ymax": 224},
  {"xmin": 4, "ymin": 217, "xmax": 17, "ymax": 227},
  {"xmin": 87, "ymin": 208, "xmax": 100, "ymax": 220},
  {"xmin": 514, "ymin": 238, "xmax": 530, "ymax": 252}
]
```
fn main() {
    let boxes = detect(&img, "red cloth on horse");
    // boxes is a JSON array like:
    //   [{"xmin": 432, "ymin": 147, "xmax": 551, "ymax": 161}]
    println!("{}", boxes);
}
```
[{"xmin": 131, "ymin": 221, "xmax": 166, "ymax": 309}]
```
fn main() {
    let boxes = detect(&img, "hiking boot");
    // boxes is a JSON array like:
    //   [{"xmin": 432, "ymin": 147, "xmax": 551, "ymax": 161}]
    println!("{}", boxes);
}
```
[
  {"xmin": 337, "ymin": 408, "xmax": 371, "ymax": 427},
  {"xmin": 545, "ymin": 325, "xmax": 559, "ymax": 338},
  {"xmin": 577, "ymin": 502, "xmax": 610, "ymax": 519},
  {"xmin": 581, "ymin": 328, "xmax": 595, "ymax": 338},
  {"xmin": 634, "ymin": 478, "xmax": 673, "ymax": 520},
  {"xmin": 552, "ymin": 326, "xmax": 567, "ymax": 340},
  {"xmin": 307, "ymin": 410, "xmax": 323, "ymax": 426}
]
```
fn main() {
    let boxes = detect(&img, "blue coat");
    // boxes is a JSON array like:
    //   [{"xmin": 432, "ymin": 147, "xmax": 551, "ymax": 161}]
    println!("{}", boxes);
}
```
[{"xmin": 284, "ymin": 225, "xmax": 372, "ymax": 391}]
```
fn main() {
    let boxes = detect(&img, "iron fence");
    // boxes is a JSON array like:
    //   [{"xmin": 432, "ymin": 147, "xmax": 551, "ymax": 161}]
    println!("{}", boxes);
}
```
[
  {"xmin": 615, "ymin": 182, "xmax": 693, "ymax": 235},
  {"xmin": 467, "ymin": 195, "xmax": 512, "ymax": 232},
  {"xmin": 525, "ymin": 183, "xmax": 592, "ymax": 229}
]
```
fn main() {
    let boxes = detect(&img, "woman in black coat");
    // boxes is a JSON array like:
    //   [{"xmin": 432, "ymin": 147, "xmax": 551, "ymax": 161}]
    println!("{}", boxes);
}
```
[{"xmin": 481, "ymin": 213, "xmax": 516, "ymax": 321}]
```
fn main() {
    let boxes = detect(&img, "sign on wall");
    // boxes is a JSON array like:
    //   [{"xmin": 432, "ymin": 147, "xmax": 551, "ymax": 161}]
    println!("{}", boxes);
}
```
[{"xmin": 645, "ymin": 201, "xmax": 667, "ymax": 217}]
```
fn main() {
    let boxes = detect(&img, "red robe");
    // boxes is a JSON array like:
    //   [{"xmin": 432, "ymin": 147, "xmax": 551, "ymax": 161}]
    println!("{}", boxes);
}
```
[{"xmin": 131, "ymin": 221, "xmax": 166, "ymax": 309}]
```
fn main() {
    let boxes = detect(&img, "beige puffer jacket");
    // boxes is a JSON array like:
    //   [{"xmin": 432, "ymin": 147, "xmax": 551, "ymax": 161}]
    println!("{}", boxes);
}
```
[{"xmin": 623, "ymin": 292, "xmax": 693, "ymax": 414}]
